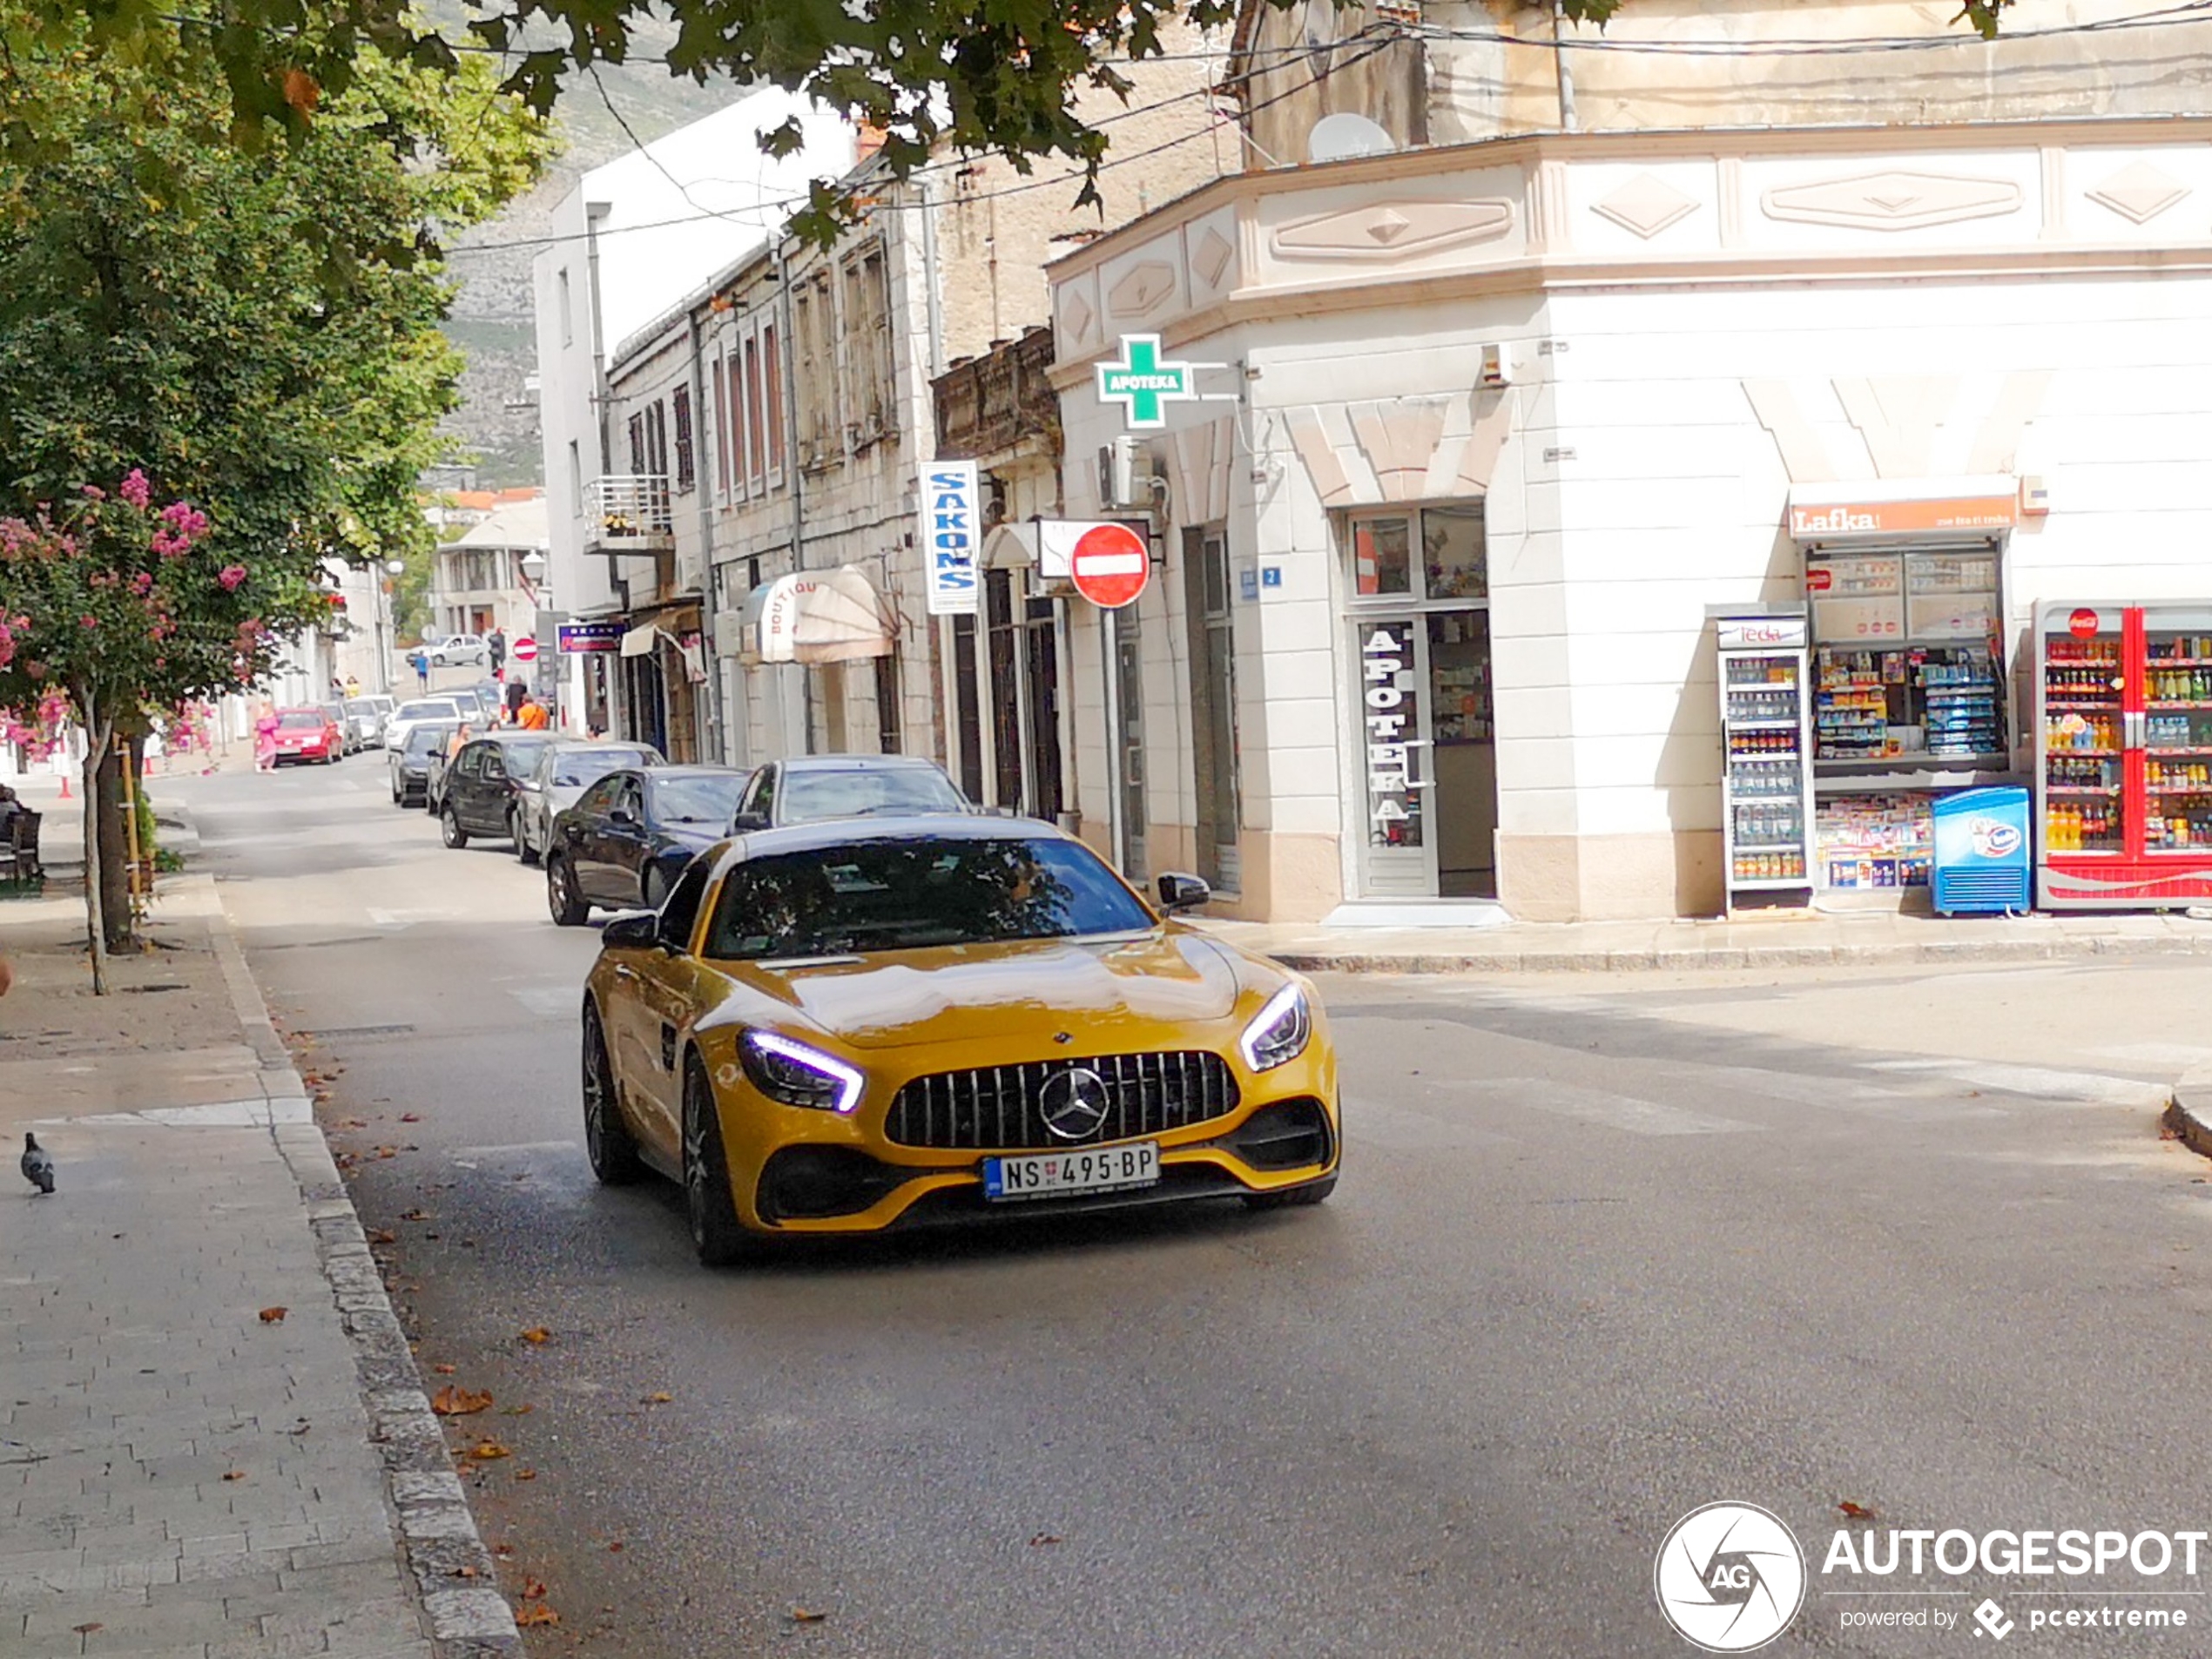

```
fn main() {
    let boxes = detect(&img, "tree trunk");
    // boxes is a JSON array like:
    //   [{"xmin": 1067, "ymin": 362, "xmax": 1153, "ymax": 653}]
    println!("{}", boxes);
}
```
[
  {"xmin": 79, "ymin": 691, "xmax": 111, "ymax": 995},
  {"xmin": 96, "ymin": 738, "xmax": 129, "ymax": 951}
]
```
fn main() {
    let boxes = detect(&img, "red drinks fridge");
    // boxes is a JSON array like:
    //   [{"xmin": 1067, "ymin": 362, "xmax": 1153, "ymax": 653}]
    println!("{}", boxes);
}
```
[{"xmin": 2037, "ymin": 600, "xmax": 2212, "ymax": 908}]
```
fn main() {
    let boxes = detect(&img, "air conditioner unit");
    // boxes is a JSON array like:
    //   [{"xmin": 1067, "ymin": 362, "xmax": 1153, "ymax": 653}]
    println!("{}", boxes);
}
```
[{"xmin": 1097, "ymin": 435, "xmax": 1146, "ymax": 511}]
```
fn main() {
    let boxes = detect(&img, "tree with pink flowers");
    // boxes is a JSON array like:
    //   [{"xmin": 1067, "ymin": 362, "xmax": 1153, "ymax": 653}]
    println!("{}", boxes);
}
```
[{"xmin": 0, "ymin": 474, "xmax": 332, "ymax": 989}]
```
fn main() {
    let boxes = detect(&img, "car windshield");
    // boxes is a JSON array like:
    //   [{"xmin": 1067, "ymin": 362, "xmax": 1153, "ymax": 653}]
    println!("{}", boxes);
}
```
[
  {"xmin": 279, "ymin": 711, "xmax": 325, "ymax": 729},
  {"xmin": 403, "ymin": 725, "xmax": 454, "ymax": 755},
  {"xmin": 496, "ymin": 736, "xmax": 554, "ymax": 769},
  {"xmin": 778, "ymin": 766, "xmax": 966, "ymax": 823},
  {"xmin": 549, "ymin": 749, "xmax": 652, "ymax": 788},
  {"xmin": 702, "ymin": 836, "xmax": 1152, "ymax": 960},
  {"xmin": 651, "ymin": 773, "xmax": 746, "ymax": 825},
  {"xmin": 343, "ymin": 699, "xmax": 377, "ymax": 717},
  {"xmin": 396, "ymin": 700, "xmax": 457, "ymax": 721}
]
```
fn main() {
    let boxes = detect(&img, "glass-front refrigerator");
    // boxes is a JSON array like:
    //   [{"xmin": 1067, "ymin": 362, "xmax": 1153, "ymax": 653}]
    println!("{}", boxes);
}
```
[
  {"xmin": 2037, "ymin": 601, "xmax": 2212, "ymax": 908},
  {"xmin": 1716, "ymin": 611, "xmax": 1814, "ymax": 905}
]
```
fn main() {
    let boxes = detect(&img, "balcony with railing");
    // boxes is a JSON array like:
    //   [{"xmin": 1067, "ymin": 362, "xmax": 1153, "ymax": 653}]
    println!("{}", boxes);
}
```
[{"xmin": 584, "ymin": 475, "xmax": 674, "ymax": 553}]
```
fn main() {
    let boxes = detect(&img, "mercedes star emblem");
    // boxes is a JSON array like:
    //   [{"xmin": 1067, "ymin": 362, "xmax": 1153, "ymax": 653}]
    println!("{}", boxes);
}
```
[{"xmin": 1037, "ymin": 1066, "xmax": 1112, "ymax": 1142}]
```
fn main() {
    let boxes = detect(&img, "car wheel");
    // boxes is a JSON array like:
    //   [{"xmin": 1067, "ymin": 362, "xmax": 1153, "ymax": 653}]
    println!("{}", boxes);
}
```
[
  {"xmin": 581, "ymin": 1002, "xmax": 644, "ymax": 1185},
  {"xmin": 1241, "ymin": 1175, "xmax": 1337, "ymax": 1211},
  {"xmin": 683, "ymin": 1059, "xmax": 759, "ymax": 1267},
  {"xmin": 547, "ymin": 854, "xmax": 588, "ymax": 926},
  {"xmin": 441, "ymin": 805, "xmax": 469, "ymax": 849}
]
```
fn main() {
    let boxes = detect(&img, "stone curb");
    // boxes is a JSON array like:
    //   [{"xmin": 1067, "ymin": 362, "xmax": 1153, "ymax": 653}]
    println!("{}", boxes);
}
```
[
  {"xmin": 1258, "ymin": 931, "xmax": 2212, "ymax": 977},
  {"xmin": 194, "ymin": 840, "xmax": 523, "ymax": 1656},
  {"xmin": 2164, "ymin": 1063, "xmax": 2212, "ymax": 1163}
]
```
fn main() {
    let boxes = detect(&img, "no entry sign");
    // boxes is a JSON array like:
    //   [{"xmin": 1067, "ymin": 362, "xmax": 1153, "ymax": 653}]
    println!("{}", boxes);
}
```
[
  {"xmin": 511, "ymin": 635, "xmax": 538, "ymax": 663},
  {"xmin": 1069, "ymin": 523, "xmax": 1149, "ymax": 610}
]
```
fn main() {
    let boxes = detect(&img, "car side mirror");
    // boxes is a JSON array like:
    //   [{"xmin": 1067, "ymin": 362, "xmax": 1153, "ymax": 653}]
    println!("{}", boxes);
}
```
[
  {"xmin": 732, "ymin": 810, "xmax": 769, "ymax": 833},
  {"xmin": 601, "ymin": 912, "xmax": 658, "ymax": 950},
  {"xmin": 1156, "ymin": 873, "xmax": 1211, "ymax": 914}
]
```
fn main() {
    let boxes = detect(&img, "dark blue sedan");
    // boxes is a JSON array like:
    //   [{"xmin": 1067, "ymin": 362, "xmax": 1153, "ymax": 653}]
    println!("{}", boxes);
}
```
[{"xmin": 545, "ymin": 765, "xmax": 752, "ymax": 926}]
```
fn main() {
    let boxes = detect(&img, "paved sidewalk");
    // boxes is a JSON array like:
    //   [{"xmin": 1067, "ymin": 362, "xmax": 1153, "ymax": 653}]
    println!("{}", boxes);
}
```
[
  {"xmin": 1202, "ymin": 902, "xmax": 2212, "ymax": 974},
  {"xmin": 0, "ymin": 852, "xmax": 515, "ymax": 1657}
]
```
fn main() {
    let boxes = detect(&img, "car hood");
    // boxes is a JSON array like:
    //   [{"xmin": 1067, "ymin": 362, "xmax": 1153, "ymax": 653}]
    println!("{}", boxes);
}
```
[
  {"xmin": 660, "ymin": 821, "xmax": 727, "ymax": 852},
  {"xmin": 719, "ymin": 930, "xmax": 1251, "ymax": 1051}
]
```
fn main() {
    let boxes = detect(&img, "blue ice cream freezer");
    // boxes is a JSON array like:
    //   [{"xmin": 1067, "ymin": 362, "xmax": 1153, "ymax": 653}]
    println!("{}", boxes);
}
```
[{"xmin": 1930, "ymin": 786, "xmax": 2033, "ymax": 914}]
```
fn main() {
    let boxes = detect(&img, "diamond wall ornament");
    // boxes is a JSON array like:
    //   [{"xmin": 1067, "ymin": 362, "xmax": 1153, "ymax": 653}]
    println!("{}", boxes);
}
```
[
  {"xmin": 2087, "ymin": 161, "xmax": 2190, "ymax": 226},
  {"xmin": 1271, "ymin": 199, "xmax": 1514, "ymax": 262},
  {"xmin": 1762, "ymin": 170, "xmax": 2022, "ymax": 233},
  {"xmin": 1059, "ymin": 289, "xmax": 1094, "ymax": 344},
  {"xmin": 1593, "ymin": 173, "xmax": 1700, "ymax": 239},
  {"xmin": 1106, "ymin": 260, "xmax": 1178, "ymax": 319},
  {"xmin": 1191, "ymin": 226, "xmax": 1235, "ymax": 289}
]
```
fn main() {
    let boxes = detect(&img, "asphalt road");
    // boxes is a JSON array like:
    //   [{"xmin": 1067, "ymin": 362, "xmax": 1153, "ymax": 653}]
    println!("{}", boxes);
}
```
[{"xmin": 178, "ymin": 759, "xmax": 2212, "ymax": 1658}]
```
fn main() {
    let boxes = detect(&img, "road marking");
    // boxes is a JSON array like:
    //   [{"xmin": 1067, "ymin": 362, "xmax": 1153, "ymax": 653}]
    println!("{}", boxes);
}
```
[
  {"xmin": 509, "ymin": 986, "xmax": 578, "ymax": 1020},
  {"xmin": 448, "ymin": 1140, "xmax": 580, "ymax": 1157},
  {"xmin": 1342, "ymin": 1095, "xmax": 1516, "ymax": 1150},
  {"xmin": 1457, "ymin": 1078, "xmax": 1762, "ymax": 1136},
  {"xmin": 1871, "ymin": 1057, "xmax": 2168, "ymax": 1107}
]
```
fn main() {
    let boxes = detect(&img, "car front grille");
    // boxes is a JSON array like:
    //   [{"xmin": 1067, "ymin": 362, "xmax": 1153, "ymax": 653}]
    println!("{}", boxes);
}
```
[{"xmin": 885, "ymin": 1051, "xmax": 1240, "ymax": 1150}]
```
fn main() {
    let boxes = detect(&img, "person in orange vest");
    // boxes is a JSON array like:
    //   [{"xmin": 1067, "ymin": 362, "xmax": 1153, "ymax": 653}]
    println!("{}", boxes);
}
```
[{"xmin": 515, "ymin": 693, "xmax": 550, "ymax": 732}]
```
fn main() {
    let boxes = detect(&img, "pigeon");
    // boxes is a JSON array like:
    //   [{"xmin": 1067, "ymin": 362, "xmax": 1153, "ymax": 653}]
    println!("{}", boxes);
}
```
[{"xmin": 20, "ymin": 1132, "xmax": 53, "ymax": 1195}]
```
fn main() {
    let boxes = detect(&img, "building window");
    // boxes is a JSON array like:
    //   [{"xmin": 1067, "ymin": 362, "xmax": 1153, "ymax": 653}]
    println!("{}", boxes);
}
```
[
  {"xmin": 711, "ymin": 353, "xmax": 730, "ymax": 501},
  {"xmin": 627, "ymin": 412, "xmax": 644, "ymax": 475},
  {"xmin": 762, "ymin": 321, "xmax": 785, "ymax": 479},
  {"xmin": 792, "ymin": 271, "xmax": 838, "ymax": 467},
  {"xmin": 1184, "ymin": 526, "xmax": 1240, "ymax": 892},
  {"xmin": 743, "ymin": 334, "xmax": 764, "ymax": 489},
  {"xmin": 566, "ymin": 441, "xmax": 582, "ymax": 516},
  {"xmin": 671, "ymin": 385, "xmax": 695, "ymax": 494},
  {"xmin": 873, "ymin": 649, "xmax": 901, "ymax": 754},
  {"xmin": 558, "ymin": 267, "xmax": 573, "ymax": 348},
  {"xmin": 644, "ymin": 399, "xmax": 670, "ymax": 479},
  {"xmin": 842, "ymin": 245, "xmax": 894, "ymax": 441}
]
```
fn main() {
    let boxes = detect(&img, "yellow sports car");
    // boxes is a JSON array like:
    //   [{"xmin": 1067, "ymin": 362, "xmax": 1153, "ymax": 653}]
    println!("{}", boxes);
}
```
[{"xmin": 579, "ymin": 816, "xmax": 1339, "ymax": 1264}]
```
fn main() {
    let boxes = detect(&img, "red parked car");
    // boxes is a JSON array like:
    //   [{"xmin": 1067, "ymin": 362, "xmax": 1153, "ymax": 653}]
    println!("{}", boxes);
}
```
[{"xmin": 272, "ymin": 706, "xmax": 343, "ymax": 765}]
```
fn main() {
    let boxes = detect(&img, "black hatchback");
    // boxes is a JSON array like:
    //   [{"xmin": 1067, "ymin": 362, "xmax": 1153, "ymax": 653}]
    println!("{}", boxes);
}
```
[
  {"xmin": 545, "ymin": 765, "xmax": 752, "ymax": 924},
  {"xmin": 439, "ymin": 732, "xmax": 560, "ymax": 849}
]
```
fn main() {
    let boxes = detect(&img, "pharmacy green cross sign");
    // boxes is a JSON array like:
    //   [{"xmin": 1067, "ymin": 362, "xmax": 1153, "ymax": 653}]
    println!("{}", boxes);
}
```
[{"xmin": 1096, "ymin": 334, "xmax": 1196, "ymax": 429}]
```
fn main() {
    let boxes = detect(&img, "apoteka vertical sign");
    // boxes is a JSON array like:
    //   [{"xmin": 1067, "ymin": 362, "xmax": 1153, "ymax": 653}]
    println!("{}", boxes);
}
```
[
  {"xmin": 922, "ymin": 462, "xmax": 981, "ymax": 617},
  {"xmin": 1362, "ymin": 626, "xmax": 1425, "ymax": 846}
]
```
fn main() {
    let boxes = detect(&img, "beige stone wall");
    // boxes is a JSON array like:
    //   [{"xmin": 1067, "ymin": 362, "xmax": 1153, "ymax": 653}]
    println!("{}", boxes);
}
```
[
  {"xmin": 1243, "ymin": 0, "xmax": 2212, "ymax": 166},
  {"xmin": 936, "ymin": 19, "xmax": 1232, "ymax": 363}
]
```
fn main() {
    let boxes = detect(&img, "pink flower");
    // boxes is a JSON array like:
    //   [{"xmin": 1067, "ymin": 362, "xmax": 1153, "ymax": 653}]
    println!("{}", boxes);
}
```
[
  {"xmin": 118, "ymin": 470, "xmax": 152, "ymax": 509},
  {"xmin": 79, "ymin": 614, "xmax": 97, "ymax": 631},
  {"xmin": 132, "ymin": 572, "xmax": 155, "ymax": 597},
  {"xmin": 80, "ymin": 484, "xmax": 105, "ymax": 501},
  {"xmin": 218, "ymin": 564, "xmax": 247, "ymax": 591}
]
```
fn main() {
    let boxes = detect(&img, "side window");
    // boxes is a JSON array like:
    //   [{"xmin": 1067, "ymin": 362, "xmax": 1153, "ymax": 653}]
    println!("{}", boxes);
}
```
[
  {"xmin": 458, "ymin": 745, "xmax": 485, "ymax": 778},
  {"xmin": 483, "ymin": 749, "xmax": 507, "ymax": 780},
  {"xmin": 577, "ymin": 778, "xmax": 620, "ymax": 816},
  {"xmin": 658, "ymin": 860, "xmax": 711, "ymax": 949},
  {"xmin": 617, "ymin": 778, "xmax": 644, "ymax": 819},
  {"xmin": 749, "ymin": 765, "xmax": 775, "ymax": 822}
]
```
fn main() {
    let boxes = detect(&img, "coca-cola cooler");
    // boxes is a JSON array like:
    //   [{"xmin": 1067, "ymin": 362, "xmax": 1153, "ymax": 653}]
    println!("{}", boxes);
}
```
[
  {"xmin": 2038, "ymin": 599, "xmax": 2212, "ymax": 908},
  {"xmin": 1716, "ymin": 609, "xmax": 1814, "ymax": 907}
]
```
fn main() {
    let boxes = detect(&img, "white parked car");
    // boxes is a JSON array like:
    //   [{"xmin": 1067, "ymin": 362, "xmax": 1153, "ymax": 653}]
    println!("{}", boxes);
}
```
[
  {"xmin": 384, "ymin": 696, "xmax": 466, "ymax": 757},
  {"xmin": 427, "ymin": 633, "xmax": 489, "ymax": 668}
]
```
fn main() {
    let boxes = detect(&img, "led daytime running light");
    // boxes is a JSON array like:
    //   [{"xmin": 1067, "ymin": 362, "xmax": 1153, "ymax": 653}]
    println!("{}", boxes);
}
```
[
  {"xmin": 1239, "ymin": 982, "xmax": 1312, "ymax": 1072},
  {"xmin": 739, "ymin": 1029, "xmax": 865, "ymax": 1115}
]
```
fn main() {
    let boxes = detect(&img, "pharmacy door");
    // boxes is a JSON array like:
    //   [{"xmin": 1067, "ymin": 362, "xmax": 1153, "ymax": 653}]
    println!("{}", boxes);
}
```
[{"xmin": 1352, "ymin": 613, "xmax": 1497, "ymax": 898}]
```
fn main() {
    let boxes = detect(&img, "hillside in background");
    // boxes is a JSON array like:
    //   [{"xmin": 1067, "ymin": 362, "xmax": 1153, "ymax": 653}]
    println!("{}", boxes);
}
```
[{"xmin": 437, "ymin": 49, "xmax": 749, "ymax": 489}]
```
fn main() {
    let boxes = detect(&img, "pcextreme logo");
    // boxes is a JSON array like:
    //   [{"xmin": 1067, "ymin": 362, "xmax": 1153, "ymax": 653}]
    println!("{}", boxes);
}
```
[{"xmin": 1655, "ymin": 1502, "xmax": 1808, "ymax": 1652}]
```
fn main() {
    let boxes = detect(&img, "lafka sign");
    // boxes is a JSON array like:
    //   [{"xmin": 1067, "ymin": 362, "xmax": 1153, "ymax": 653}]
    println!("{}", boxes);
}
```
[{"xmin": 923, "ymin": 462, "xmax": 981, "ymax": 617}]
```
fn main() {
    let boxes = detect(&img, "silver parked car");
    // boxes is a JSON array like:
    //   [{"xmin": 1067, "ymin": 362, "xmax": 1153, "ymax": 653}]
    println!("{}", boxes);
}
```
[
  {"xmin": 512, "ymin": 739, "xmax": 664, "ymax": 865},
  {"xmin": 341, "ymin": 698, "xmax": 386, "ymax": 750},
  {"xmin": 427, "ymin": 632, "xmax": 489, "ymax": 668}
]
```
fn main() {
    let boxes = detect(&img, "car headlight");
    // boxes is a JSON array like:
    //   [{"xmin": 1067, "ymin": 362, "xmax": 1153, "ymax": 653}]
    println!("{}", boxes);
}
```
[
  {"xmin": 738, "ymin": 1030, "xmax": 865, "ymax": 1115},
  {"xmin": 1239, "ymin": 982, "xmax": 1312, "ymax": 1072}
]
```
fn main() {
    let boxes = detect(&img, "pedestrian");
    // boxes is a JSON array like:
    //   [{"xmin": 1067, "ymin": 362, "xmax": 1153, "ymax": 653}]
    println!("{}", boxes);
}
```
[
  {"xmin": 515, "ymin": 693, "xmax": 549, "ymax": 732},
  {"xmin": 344, "ymin": 674, "xmax": 361, "ymax": 699},
  {"xmin": 446, "ymin": 720, "xmax": 473, "ymax": 759},
  {"xmin": 0, "ymin": 786, "xmax": 24, "ymax": 833},
  {"xmin": 408, "ymin": 645, "xmax": 428, "ymax": 692},
  {"xmin": 487, "ymin": 627, "xmax": 507, "ymax": 682},
  {"xmin": 253, "ymin": 700, "xmax": 280, "ymax": 772},
  {"xmin": 504, "ymin": 678, "xmax": 527, "ymax": 724}
]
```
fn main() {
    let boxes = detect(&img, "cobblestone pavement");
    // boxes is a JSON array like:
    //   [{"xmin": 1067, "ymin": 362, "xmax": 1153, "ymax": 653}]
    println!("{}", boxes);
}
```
[{"xmin": 0, "ymin": 838, "xmax": 511, "ymax": 1659}]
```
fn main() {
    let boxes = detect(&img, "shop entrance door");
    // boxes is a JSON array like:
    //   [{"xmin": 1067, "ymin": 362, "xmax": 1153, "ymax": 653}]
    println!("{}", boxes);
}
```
[
  {"xmin": 1355, "ymin": 617, "xmax": 1434, "ymax": 896},
  {"xmin": 1112, "ymin": 605, "xmax": 1147, "ymax": 879}
]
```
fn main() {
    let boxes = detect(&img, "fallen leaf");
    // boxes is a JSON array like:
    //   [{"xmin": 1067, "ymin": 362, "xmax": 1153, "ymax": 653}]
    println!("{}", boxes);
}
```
[
  {"xmin": 401, "ymin": 1209, "xmax": 429, "ymax": 1221},
  {"xmin": 400, "ymin": 1112, "xmax": 421, "ymax": 1122},
  {"xmin": 368, "ymin": 1229, "xmax": 397, "ymax": 1245},
  {"xmin": 642, "ymin": 1392, "xmax": 672, "ymax": 1405},
  {"xmin": 519, "ymin": 1326, "xmax": 551, "ymax": 1345},
  {"xmin": 433, "ymin": 1363, "xmax": 457, "ymax": 1375},
  {"xmin": 431, "ymin": 1385, "xmax": 493, "ymax": 1417},
  {"xmin": 501, "ymin": 1403, "xmax": 534, "ymax": 1416},
  {"xmin": 221, "ymin": 1470, "xmax": 246, "ymax": 1481},
  {"xmin": 333, "ymin": 1114, "xmax": 361, "ymax": 1128},
  {"xmin": 607, "ymin": 1541, "xmax": 624, "ymax": 1553},
  {"xmin": 258, "ymin": 1306, "xmax": 287, "ymax": 1324},
  {"xmin": 493, "ymin": 1542, "xmax": 515, "ymax": 1556},
  {"xmin": 790, "ymin": 1608, "xmax": 827, "ymax": 1625},
  {"xmin": 1028, "ymin": 1533, "xmax": 1062, "ymax": 1547},
  {"xmin": 514, "ymin": 1603, "xmax": 560, "ymax": 1628},
  {"xmin": 71, "ymin": 1623, "xmax": 102, "ymax": 1635},
  {"xmin": 1838, "ymin": 1501, "xmax": 1875, "ymax": 1520},
  {"xmin": 465, "ymin": 1440, "xmax": 511, "ymax": 1460},
  {"xmin": 374, "ymin": 1145, "xmax": 398, "ymax": 1159},
  {"xmin": 515, "ymin": 1467, "xmax": 537, "ymax": 1480},
  {"xmin": 452, "ymin": 1565, "xmax": 479, "ymax": 1579},
  {"xmin": 523, "ymin": 1577, "xmax": 549, "ymax": 1599}
]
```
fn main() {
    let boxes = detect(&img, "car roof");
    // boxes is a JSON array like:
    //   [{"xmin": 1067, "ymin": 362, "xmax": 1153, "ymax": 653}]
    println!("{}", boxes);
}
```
[
  {"xmin": 705, "ymin": 813, "xmax": 1069, "ymax": 878},
  {"xmin": 774, "ymin": 753, "xmax": 951, "ymax": 775},
  {"xmin": 648, "ymin": 765, "xmax": 749, "ymax": 782},
  {"xmin": 546, "ymin": 739, "xmax": 655, "ymax": 754}
]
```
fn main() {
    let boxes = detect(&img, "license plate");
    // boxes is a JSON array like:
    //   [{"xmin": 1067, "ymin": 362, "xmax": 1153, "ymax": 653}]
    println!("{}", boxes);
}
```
[{"xmin": 983, "ymin": 1142, "xmax": 1160, "ymax": 1203}]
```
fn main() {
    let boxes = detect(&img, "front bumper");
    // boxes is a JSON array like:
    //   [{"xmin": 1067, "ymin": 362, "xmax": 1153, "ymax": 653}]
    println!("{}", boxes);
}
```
[{"xmin": 697, "ymin": 1028, "xmax": 1339, "ymax": 1238}]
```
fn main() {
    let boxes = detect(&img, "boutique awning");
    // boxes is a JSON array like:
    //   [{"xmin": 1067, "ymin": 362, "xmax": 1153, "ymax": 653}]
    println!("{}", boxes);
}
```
[{"xmin": 741, "ymin": 566, "xmax": 894, "ymax": 664}]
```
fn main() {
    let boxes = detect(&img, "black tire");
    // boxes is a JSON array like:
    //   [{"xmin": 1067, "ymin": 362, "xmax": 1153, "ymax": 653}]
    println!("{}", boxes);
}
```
[
  {"xmin": 581, "ymin": 1002, "xmax": 644, "ymax": 1185},
  {"xmin": 683, "ymin": 1059, "xmax": 758, "ymax": 1267},
  {"xmin": 547, "ymin": 854, "xmax": 588, "ymax": 926},
  {"xmin": 441, "ymin": 805, "xmax": 469, "ymax": 849},
  {"xmin": 1242, "ymin": 1175, "xmax": 1337, "ymax": 1211}
]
